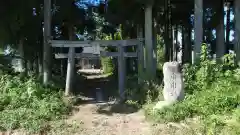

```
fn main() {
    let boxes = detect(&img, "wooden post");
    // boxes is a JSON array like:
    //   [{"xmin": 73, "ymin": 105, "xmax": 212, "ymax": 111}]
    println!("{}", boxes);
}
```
[
  {"xmin": 145, "ymin": 4, "xmax": 154, "ymax": 79},
  {"xmin": 216, "ymin": 0, "xmax": 225, "ymax": 61},
  {"xmin": 137, "ymin": 26, "xmax": 144, "ymax": 83},
  {"xmin": 65, "ymin": 47, "xmax": 75, "ymax": 96},
  {"xmin": 234, "ymin": 0, "xmax": 240, "ymax": 66},
  {"xmin": 118, "ymin": 42, "xmax": 126, "ymax": 100},
  {"xmin": 43, "ymin": 0, "xmax": 52, "ymax": 85},
  {"xmin": 193, "ymin": 0, "xmax": 203, "ymax": 64}
]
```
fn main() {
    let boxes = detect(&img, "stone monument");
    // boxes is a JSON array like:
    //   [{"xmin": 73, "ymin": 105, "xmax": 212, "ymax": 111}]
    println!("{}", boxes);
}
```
[{"xmin": 154, "ymin": 61, "xmax": 184, "ymax": 110}]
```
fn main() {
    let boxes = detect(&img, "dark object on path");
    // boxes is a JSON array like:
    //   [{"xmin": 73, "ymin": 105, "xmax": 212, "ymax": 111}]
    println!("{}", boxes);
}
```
[{"xmin": 96, "ymin": 88, "xmax": 104, "ymax": 103}]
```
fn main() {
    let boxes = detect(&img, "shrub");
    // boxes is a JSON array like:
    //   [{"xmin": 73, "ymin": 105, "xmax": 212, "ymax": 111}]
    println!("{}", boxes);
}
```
[
  {"xmin": 101, "ymin": 56, "xmax": 115, "ymax": 74},
  {"xmin": 147, "ymin": 43, "xmax": 240, "ymax": 134},
  {"xmin": 125, "ymin": 75, "xmax": 162, "ymax": 107},
  {"xmin": 0, "ymin": 73, "xmax": 71, "ymax": 133}
]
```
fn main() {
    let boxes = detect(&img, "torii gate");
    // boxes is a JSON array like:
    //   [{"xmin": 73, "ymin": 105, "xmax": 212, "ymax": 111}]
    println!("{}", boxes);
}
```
[
  {"xmin": 43, "ymin": 0, "xmax": 145, "ymax": 99},
  {"xmin": 43, "ymin": 0, "xmax": 155, "ymax": 87},
  {"xmin": 50, "ymin": 39, "xmax": 144, "ymax": 99}
]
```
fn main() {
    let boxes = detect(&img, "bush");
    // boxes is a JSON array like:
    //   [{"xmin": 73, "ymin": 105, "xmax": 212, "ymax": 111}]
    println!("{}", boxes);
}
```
[
  {"xmin": 156, "ymin": 38, "xmax": 165, "ymax": 71},
  {"xmin": 124, "ymin": 75, "xmax": 163, "ymax": 108},
  {"xmin": 154, "ymin": 77, "xmax": 240, "ymax": 122},
  {"xmin": 0, "ymin": 73, "xmax": 71, "ymax": 133},
  {"xmin": 101, "ymin": 56, "xmax": 115, "ymax": 74},
  {"xmin": 147, "ymin": 43, "xmax": 240, "ymax": 134}
]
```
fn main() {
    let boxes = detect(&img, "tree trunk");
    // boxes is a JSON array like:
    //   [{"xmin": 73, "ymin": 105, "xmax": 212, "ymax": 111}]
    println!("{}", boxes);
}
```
[
  {"xmin": 43, "ymin": 0, "xmax": 52, "ymax": 85},
  {"xmin": 34, "ymin": 54, "xmax": 39, "ymax": 74},
  {"xmin": 182, "ymin": 24, "xmax": 192, "ymax": 64},
  {"xmin": 18, "ymin": 38, "xmax": 26, "ymax": 75},
  {"xmin": 38, "ymin": 52, "xmax": 43, "ymax": 76},
  {"xmin": 126, "ymin": 26, "xmax": 135, "ymax": 75},
  {"xmin": 182, "ymin": 25, "xmax": 185, "ymax": 64},
  {"xmin": 226, "ymin": 2, "xmax": 231, "ymax": 53},
  {"xmin": 193, "ymin": 0, "xmax": 203, "ymax": 64},
  {"xmin": 168, "ymin": 0, "xmax": 173, "ymax": 61},
  {"xmin": 173, "ymin": 25, "xmax": 178, "ymax": 61},
  {"xmin": 164, "ymin": 0, "xmax": 170, "ymax": 62},
  {"xmin": 153, "ymin": 18, "xmax": 157, "ymax": 77},
  {"xmin": 216, "ymin": 0, "xmax": 225, "ymax": 61},
  {"xmin": 60, "ymin": 59, "xmax": 65, "ymax": 77},
  {"xmin": 169, "ymin": 23, "xmax": 173, "ymax": 61},
  {"xmin": 234, "ymin": 0, "xmax": 240, "ymax": 66},
  {"xmin": 27, "ymin": 59, "xmax": 33, "ymax": 75},
  {"xmin": 60, "ymin": 47, "xmax": 65, "ymax": 77},
  {"xmin": 137, "ymin": 24, "xmax": 144, "ymax": 83},
  {"xmin": 145, "ymin": 4, "xmax": 154, "ymax": 80}
]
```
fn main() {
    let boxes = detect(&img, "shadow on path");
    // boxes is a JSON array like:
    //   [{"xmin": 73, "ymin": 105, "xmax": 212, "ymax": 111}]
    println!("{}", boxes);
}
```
[
  {"xmin": 96, "ymin": 102, "xmax": 139, "ymax": 115},
  {"xmin": 71, "ymin": 69, "xmax": 140, "ymax": 114},
  {"xmin": 73, "ymin": 70, "xmax": 118, "ymax": 104}
]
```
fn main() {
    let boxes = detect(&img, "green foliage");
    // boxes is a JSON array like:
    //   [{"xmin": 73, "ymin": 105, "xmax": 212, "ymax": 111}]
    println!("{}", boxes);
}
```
[
  {"xmin": 100, "ymin": 34, "xmax": 115, "ymax": 74},
  {"xmin": 122, "ymin": 35, "xmax": 164, "ymax": 109},
  {"xmin": 156, "ymin": 36, "xmax": 165, "ymax": 71},
  {"xmin": 0, "ymin": 73, "xmax": 71, "ymax": 133},
  {"xmin": 146, "ymin": 43, "xmax": 240, "ymax": 134},
  {"xmin": 153, "ymin": 79, "xmax": 240, "ymax": 122},
  {"xmin": 101, "ymin": 57, "xmax": 115, "ymax": 74},
  {"xmin": 125, "ymin": 75, "xmax": 163, "ymax": 108}
]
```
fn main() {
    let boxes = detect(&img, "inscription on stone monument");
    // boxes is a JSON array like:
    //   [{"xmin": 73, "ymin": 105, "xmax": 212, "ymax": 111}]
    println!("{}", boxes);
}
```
[{"xmin": 163, "ymin": 62, "xmax": 184, "ymax": 102}]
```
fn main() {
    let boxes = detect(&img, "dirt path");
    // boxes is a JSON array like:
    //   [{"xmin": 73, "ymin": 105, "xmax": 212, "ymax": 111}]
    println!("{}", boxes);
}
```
[
  {"xmin": 68, "ymin": 103, "xmax": 152, "ymax": 135},
  {"xmin": 69, "ymin": 69, "xmax": 153, "ymax": 135}
]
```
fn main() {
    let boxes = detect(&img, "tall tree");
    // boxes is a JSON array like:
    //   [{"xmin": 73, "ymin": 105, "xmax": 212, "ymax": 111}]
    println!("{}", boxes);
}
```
[{"xmin": 43, "ymin": 0, "xmax": 52, "ymax": 85}]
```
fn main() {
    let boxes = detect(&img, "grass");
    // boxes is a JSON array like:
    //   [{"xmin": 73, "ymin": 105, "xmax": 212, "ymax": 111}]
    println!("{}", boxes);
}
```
[
  {"xmin": 143, "ymin": 44, "xmax": 240, "ymax": 134},
  {"xmin": 0, "ymin": 72, "xmax": 73, "ymax": 133}
]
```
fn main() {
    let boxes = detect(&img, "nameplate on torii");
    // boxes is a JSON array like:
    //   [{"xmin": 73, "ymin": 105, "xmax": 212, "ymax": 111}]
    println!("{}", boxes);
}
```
[
  {"xmin": 54, "ymin": 52, "xmax": 137, "ymax": 59},
  {"xmin": 50, "ymin": 39, "xmax": 140, "ymax": 48}
]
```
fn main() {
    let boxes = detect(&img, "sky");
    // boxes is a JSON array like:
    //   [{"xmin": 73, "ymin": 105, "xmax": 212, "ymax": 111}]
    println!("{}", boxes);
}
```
[{"xmin": 75, "ymin": 0, "xmax": 105, "ymax": 9}]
